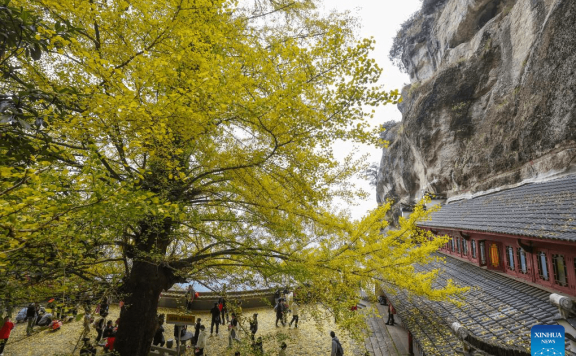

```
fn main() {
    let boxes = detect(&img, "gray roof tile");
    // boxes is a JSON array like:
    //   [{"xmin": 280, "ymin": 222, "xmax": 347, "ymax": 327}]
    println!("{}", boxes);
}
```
[
  {"xmin": 384, "ymin": 254, "xmax": 561, "ymax": 355},
  {"xmin": 419, "ymin": 175, "xmax": 576, "ymax": 241}
]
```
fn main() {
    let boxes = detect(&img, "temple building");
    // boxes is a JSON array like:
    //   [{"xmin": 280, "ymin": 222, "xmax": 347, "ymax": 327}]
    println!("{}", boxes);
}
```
[{"xmin": 380, "ymin": 174, "xmax": 576, "ymax": 355}]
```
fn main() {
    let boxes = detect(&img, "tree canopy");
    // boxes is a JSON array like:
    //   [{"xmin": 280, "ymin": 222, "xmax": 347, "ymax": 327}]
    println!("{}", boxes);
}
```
[{"xmin": 0, "ymin": 0, "xmax": 463, "ymax": 354}]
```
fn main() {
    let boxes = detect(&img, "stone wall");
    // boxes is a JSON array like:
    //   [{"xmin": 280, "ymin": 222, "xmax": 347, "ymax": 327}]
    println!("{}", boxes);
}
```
[{"xmin": 158, "ymin": 289, "xmax": 276, "ymax": 310}]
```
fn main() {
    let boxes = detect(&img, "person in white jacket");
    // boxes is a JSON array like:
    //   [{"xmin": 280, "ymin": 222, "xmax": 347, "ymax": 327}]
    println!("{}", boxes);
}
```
[
  {"xmin": 288, "ymin": 302, "xmax": 299, "ymax": 328},
  {"xmin": 194, "ymin": 325, "xmax": 207, "ymax": 356}
]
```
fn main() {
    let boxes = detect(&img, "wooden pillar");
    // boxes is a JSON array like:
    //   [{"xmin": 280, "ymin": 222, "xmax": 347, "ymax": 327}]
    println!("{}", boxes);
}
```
[{"xmin": 408, "ymin": 331, "xmax": 414, "ymax": 355}]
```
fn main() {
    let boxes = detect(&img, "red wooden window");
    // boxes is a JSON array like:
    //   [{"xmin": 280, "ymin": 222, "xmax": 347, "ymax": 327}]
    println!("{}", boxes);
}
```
[
  {"xmin": 552, "ymin": 254, "xmax": 568, "ymax": 287},
  {"xmin": 462, "ymin": 238, "xmax": 468, "ymax": 256},
  {"xmin": 506, "ymin": 246, "xmax": 515, "ymax": 271},
  {"xmin": 471, "ymin": 240, "xmax": 477, "ymax": 259},
  {"xmin": 479, "ymin": 241, "xmax": 486, "ymax": 265},
  {"xmin": 516, "ymin": 247, "xmax": 528, "ymax": 274},
  {"xmin": 537, "ymin": 252, "xmax": 549, "ymax": 281}
]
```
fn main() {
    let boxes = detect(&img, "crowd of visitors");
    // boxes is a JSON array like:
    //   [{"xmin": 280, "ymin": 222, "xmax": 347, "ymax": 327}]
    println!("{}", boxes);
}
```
[
  {"xmin": 0, "ymin": 287, "xmax": 356, "ymax": 355},
  {"xmin": 150, "ymin": 289, "xmax": 302, "ymax": 355}
]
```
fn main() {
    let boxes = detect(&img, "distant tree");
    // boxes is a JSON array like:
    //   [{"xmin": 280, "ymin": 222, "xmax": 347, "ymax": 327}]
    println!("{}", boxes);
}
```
[{"xmin": 364, "ymin": 162, "xmax": 380, "ymax": 186}]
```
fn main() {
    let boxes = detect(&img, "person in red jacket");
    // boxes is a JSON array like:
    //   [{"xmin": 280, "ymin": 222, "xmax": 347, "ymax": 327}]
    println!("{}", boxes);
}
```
[
  {"xmin": 0, "ymin": 316, "xmax": 15, "ymax": 355},
  {"xmin": 104, "ymin": 330, "xmax": 116, "ymax": 353}
]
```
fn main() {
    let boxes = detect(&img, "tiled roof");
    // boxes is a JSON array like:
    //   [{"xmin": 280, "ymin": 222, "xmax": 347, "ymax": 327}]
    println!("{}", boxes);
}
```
[
  {"xmin": 385, "ymin": 254, "xmax": 561, "ymax": 356},
  {"xmin": 419, "ymin": 175, "xmax": 576, "ymax": 241}
]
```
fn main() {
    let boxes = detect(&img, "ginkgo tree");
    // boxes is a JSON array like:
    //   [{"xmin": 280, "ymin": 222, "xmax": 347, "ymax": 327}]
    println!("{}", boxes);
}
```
[{"xmin": 0, "ymin": 0, "xmax": 464, "ymax": 354}]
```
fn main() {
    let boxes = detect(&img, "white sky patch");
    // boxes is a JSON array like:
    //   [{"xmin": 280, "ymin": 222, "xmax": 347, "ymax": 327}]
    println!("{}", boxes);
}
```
[{"xmin": 323, "ymin": 0, "xmax": 421, "ymax": 220}]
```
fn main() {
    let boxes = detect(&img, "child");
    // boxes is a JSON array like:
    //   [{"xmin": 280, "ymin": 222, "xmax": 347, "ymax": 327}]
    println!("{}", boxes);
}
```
[{"xmin": 0, "ymin": 316, "xmax": 15, "ymax": 355}]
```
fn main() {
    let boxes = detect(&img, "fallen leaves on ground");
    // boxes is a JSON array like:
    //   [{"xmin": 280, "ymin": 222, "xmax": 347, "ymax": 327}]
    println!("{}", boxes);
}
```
[{"xmin": 2, "ymin": 305, "xmax": 363, "ymax": 355}]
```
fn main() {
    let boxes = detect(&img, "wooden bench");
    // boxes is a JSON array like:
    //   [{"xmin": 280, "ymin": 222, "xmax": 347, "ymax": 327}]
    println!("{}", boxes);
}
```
[{"xmin": 148, "ymin": 345, "xmax": 185, "ymax": 356}]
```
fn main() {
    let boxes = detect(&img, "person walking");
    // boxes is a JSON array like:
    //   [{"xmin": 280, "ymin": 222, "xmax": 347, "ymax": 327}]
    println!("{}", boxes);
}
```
[
  {"xmin": 228, "ymin": 313, "xmax": 239, "ymax": 347},
  {"xmin": 274, "ymin": 298, "xmax": 285, "ymax": 327},
  {"xmin": 385, "ymin": 303, "xmax": 396, "ymax": 326},
  {"xmin": 193, "ymin": 318, "xmax": 201, "ymax": 345},
  {"xmin": 330, "ymin": 331, "xmax": 344, "ymax": 356},
  {"xmin": 279, "ymin": 341, "xmax": 288, "ymax": 356},
  {"xmin": 185, "ymin": 285, "xmax": 196, "ymax": 312},
  {"xmin": 0, "ymin": 316, "xmax": 14, "ymax": 356},
  {"xmin": 194, "ymin": 325, "xmax": 206, "ymax": 355},
  {"xmin": 26, "ymin": 303, "xmax": 38, "ymax": 336},
  {"xmin": 218, "ymin": 297, "xmax": 229, "ymax": 325},
  {"xmin": 288, "ymin": 302, "xmax": 299, "ymax": 328},
  {"xmin": 210, "ymin": 302, "xmax": 220, "ymax": 336},
  {"xmin": 282, "ymin": 299, "xmax": 290, "ymax": 325},
  {"xmin": 249, "ymin": 313, "xmax": 258, "ymax": 340}
]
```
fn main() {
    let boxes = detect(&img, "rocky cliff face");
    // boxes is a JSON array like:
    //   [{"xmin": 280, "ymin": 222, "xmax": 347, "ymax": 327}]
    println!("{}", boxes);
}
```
[{"xmin": 377, "ymin": 0, "xmax": 576, "ymax": 218}]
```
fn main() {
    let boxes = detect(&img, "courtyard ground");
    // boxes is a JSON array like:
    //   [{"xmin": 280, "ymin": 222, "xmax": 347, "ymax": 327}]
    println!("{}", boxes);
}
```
[{"xmin": 1, "ymin": 305, "xmax": 366, "ymax": 356}]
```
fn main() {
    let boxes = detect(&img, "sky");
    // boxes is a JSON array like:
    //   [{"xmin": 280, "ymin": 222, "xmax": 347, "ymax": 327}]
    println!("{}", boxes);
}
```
[{"xmin": 323, "ymin": 0, "xmax": 422, "ymax": 220}]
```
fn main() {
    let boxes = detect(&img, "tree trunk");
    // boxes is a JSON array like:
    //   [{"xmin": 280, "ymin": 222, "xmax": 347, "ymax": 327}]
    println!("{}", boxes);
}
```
[{"xmin": 114, "ymin": 260, "xmax": 173, "ymax": 356}]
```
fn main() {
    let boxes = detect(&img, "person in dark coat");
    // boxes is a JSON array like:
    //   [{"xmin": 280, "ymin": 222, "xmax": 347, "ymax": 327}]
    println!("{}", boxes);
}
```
[
  {"xmin": 274, "ymin": 298, "xmax": 285, "ymax": 327},
  {"xmin": 385, "ymin": 303, "xmax": 396, "ymax": 326},
  {"xmin": 174, "ymin": 324, "xmax": 188, "ymax": 348},
  {"xmin": 153, "ymin": 319, "xmax": 165, "ymax": 347},
  {"xmin": 228, "ymin": 313, "xmax": 239, "ymax": 347},
  {"xmin": 26, "ymin": 303, "xmax": 38, "ymax": 336},
  {"xmin": 95, "ymin": 317, "xmax": 105, "ymax": 342},
  {"xmin": 103, "ymin": 320, "xmax": 114, "ymax": 338},
  {"xmin": 99, "ymin": 297, "xmax": 109, "ymax": 318},
  {"xmin": 210, "ymin": 303, "xmax": 220, "ymax": 336},
  {"xmin": 193, "ymin": 318, "xmax": 201, "ymax": 345}
]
